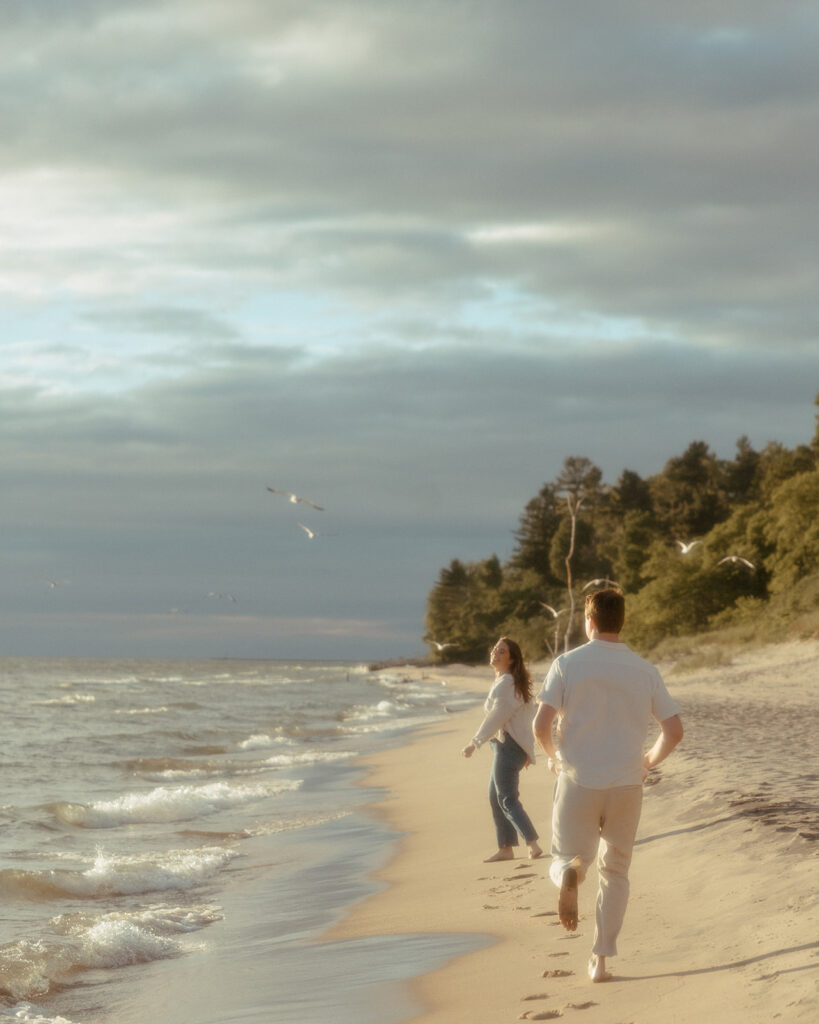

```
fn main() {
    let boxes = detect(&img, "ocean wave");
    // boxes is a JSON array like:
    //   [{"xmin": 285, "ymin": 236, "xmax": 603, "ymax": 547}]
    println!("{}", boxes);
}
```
[
  {"xmin": 125, "ymin": 756, "xmax": 253, "ymax": 780},
  {"xmin": 28, "ymin": 695, "xmax": 96, "ymax": 707},
  {"xmin": 238, "ymin": 733, "xmax": 290, "ymax": 750},
  {"xmin": 345, "ymin": 699, "xmax": 404, "ymax": 723},
  {"xmin": 263, "ymin": 751, "xmax": 355, "ymax": 768},
  {"xmin": 1, "ymin": 1004, "xmax": 78, "ymax": 1024},
  {"xmin": 47, "ymin": 779, "xmax": 300, "ymax": 828},
  {"xmin": 0, "ymin": 847, "xmax": 235, "ymax": 900},
  {"xmin": 0, "ymin": 906, "xmax": 220, "ymax": 1001},
  {"xmin": 114, "ymin": 706, "xmax": 170, "ymax": 716}
]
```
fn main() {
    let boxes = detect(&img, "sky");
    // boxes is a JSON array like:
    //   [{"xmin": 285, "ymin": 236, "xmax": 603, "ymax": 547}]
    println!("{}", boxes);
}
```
[{"xmin": 2, "ymin": 0, "xmax": 818, "ymax": 661}]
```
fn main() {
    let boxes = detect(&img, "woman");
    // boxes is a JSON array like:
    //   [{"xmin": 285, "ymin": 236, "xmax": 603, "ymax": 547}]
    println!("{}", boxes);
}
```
[{"xmin": 462, "ymin": 636, "xmax": 542, "ymax": 862}]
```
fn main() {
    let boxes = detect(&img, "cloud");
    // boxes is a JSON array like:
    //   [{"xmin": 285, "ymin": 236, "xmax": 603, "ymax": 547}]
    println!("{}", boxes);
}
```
[
  {"xmin": 2, "ymin": 2, "xmax": 818, "ymax": 656},
  {"xmin": 1, "ymin": 1, "xmax": 816, "ymax": 345}
]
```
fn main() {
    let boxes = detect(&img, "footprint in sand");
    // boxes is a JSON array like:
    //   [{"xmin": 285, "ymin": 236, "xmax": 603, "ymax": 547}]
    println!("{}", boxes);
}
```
[
  {"xmin": 520, "ymin": 999, "xmax": 597, "ymax": 1019},
  {"xmin": 532, "ymin": 910, "xmax": 558, "ymax": 918},
  {"xmin": 542, "ymin": 968, "xmax": 573, "ymax": 978},
  {"xmin": 548, "ymin": 951, "xmax": 569, "ymax": 958},
  {"xmin": 521, "ymin": 993, "xmax": 550, "ymax": 1002}
]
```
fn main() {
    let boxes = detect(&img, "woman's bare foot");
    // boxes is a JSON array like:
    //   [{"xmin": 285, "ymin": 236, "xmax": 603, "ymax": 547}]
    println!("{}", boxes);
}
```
[
  {"xmin": 483, "ymin": 847, "xmax": 515, "ymax": 862},
  {"xmin": 587, "ymin": 955, "xmax": 612, "ymax": 983},
  {"xmin": 528, "ymin": 842, "xmax": 543, "ymax": 859}
]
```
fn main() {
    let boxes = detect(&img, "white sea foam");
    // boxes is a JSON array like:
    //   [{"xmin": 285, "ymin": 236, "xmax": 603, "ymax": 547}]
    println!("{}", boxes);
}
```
[
  {"xmin": 84, "ymin": 848, "xmax": 235, "ymax": 895},
  {"xmin": 50, "ymin": 780, "xmax": 300, "ymax": 828},
  {"xmin": 29, "ymin": 694, "xmax": 96, "ymax": 707},
  {"xmin": 263, "ymin": 750, "xmax": 355, "ymax": 768},
  {"xmin": 1, "ymin": 1004, "xmax": 78, "ymax": 1024},
  {"xmin": 347, "ymin": 699, "xmax": 403, "ymax": 723},
  {"xmin": 0, "ymin": 848, "xmax": 236, "ymax": 900},
  {"xmin": 116, "ymin": 706, "xmax": 170, "ymax": 715},
  {"xmin": 0, "ymin": 906, "xmax": 220, "ymax": 1001},
  {"xmin": 238, "ymin": 733, "xmax": 288, "ymax": 750}
]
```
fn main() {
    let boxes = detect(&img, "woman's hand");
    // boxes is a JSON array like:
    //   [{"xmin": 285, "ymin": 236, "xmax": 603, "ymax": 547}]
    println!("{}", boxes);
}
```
[{"xmin": 462, "ymin": 742, "xmax": 476, "ymax": 758}]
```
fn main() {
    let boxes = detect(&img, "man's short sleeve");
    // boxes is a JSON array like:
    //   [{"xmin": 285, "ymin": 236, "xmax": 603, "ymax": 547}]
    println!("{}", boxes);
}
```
[
  {"xmin": 537, "ymin": 657, "xmax": 564, "ymax": 709},
  {"xmin": 650, "ymin": 667, "xmax": 680, "ymax": 722}
]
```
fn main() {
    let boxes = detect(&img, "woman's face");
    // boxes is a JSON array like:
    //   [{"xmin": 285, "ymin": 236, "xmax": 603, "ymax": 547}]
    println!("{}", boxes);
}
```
[{"xmin": 490, "ymin": 640, "xmax": 512, "ymax": 673}]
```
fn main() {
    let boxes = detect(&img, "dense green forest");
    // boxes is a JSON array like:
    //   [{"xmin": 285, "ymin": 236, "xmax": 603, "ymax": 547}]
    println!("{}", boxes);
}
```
[{"xmin": 424, "ymin": 395, "xmax": 819, "ymax": 663}]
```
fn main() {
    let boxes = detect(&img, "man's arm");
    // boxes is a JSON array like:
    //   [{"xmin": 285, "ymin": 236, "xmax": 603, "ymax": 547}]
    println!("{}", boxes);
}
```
[
  {"xmin": 533, "ymin": 702, "xmax": 558, "ymax": 760},
  {"xmin": 643, "ymin": 714, "xmax": 684, "ymax": 774}
]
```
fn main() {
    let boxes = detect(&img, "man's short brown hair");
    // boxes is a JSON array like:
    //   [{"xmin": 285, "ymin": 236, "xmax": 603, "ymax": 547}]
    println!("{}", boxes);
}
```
[{"xmin": 584, "ymin": 588, "xmax": 625, "ymax": 634}]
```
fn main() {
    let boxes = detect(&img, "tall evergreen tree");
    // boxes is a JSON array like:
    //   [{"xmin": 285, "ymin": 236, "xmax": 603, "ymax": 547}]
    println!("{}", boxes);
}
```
[
  {"xmin": 510, "ymin": 483, "xmax": 563, "ymax": 586},
  {"xmin": 649, "ymin": 441, "xmax": 730, "ymax": 538}
]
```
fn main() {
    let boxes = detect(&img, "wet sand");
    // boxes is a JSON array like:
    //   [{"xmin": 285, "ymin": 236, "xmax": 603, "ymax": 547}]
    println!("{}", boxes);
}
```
[{"xmin": 326, "ymin": 640, "xmax": 819, "ymax": 1023}]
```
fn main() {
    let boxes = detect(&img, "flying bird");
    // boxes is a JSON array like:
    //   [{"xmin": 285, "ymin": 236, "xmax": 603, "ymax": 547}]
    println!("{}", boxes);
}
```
[
  {"xmin": 208, "ymin": 592, "xmax": 237, "ymax": 602},
  {"xmin": 539, "ymin": 602, "xmax": 567, "ymax": 618},
  {"xmin": 266, "ymin": 487, "xmax": 325, "ymax": 511},
  {"xmin": 675, "ymin": 540, "xmax": 702, "ymax": 554},
  {"xmin": 718, "ymin": 555, "xmax": 755, "ymax": 570},
  {"xmin": 296, "ymin": 522, "xmax": 338, "ymax": 539},
  {"xmin": 423, "ymin": 637, "xmax": 459, "ymax": 651},
  {"xmin": 582, "ymin": 578, "xmax": 621, "ymax": 591}
]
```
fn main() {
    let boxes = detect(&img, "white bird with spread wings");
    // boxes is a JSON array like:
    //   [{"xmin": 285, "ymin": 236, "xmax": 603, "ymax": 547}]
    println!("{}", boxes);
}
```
[
  {"xmin": 718, "ymin": 555, "xmax": 756, "ymax": 570},
  {"xmin": 675, "ymin": 539, "xmax": 702, "ymax": 554},
  {"xmin": 297, "ymin": 522, "xmax": 338, "ymax": 539},
  {"xmin": 581, "ymin": 578, "xmax": 621, "ymax": 591},
  {"xmin": 424, "ymin": 637, "xmax": 459, "ymax": 651},
  {"xmin": 266, "ymin": 487, "xmax": 325, "ymax": 511}
]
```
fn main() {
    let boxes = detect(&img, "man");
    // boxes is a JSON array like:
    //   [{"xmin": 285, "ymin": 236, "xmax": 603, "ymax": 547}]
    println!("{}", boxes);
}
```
[{"xmin": 533, "ymin": 588, "xmax": 683, "ymax": 983}]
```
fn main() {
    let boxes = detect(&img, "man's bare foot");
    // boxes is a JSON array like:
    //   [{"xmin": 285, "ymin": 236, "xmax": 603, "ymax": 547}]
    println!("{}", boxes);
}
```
[
  {"xmin": 558, "ymin": 865, "xmax": 578, "ymax": 931},
  {"xmin": 587, "ymin": 955, "xmax": 612, "ymax": 983},
  {"xmin": 483, "ymin": 847, "xmax": 514, "ymax": 862},
  {"xmin": 528, "ymin": 842, "xmax": 543, "ymax": 859}
]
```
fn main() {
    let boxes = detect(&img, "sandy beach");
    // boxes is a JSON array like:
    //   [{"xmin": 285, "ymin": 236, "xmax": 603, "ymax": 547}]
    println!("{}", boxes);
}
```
[{"xmin": 326, "ymin": 640, "xmax": 819, "ymax": 1023}]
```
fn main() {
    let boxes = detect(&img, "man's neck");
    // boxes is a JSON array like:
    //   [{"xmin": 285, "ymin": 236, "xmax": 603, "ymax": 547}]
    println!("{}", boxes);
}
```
[{"xmin": 589, "ymin": 629, "xmax": 621, "ymax": 643}]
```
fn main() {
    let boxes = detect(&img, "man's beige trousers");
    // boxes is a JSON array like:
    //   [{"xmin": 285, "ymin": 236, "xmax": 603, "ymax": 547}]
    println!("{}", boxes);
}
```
[{"xmin": 549, "ymin": 773, "xmax": 643, "ymax": 957}]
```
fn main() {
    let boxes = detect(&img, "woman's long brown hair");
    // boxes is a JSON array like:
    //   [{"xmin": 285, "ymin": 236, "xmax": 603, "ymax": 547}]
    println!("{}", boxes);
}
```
[{"xmin": 498, "ymin": 636, "xmax": 533, "ymax": 702}]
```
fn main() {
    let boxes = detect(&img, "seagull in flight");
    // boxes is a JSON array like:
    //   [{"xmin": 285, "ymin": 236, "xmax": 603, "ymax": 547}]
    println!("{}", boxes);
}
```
[
  {"xmin": 582, "ymin": 578, "xmax": 621, "ymax": 592},
  {"xmin": 297, "ymin": 522, "xmax": 338, "ymax": 539},
  {"xmin": 266, "ymin": 487, "xmax": 325, "ymax": 511},
  {"xmin": 539, "ymin": 602, "xmax": 567, "ymax": 618},
  {"xmin": 675, "ymin": 540, "xmax": 702, "ymax": 554},
  {"xmin": 718, "ymin": 555, "xmax": 755, "ymax": 570},
  {"xmin": 423, "ymin": 637, "xmax": 459, "ymax": 651}
]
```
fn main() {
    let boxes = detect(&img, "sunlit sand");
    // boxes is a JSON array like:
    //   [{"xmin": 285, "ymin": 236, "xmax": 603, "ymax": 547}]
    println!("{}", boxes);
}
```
[{"xmin": 324, "ymin": 639, "xmax": 819, "ymax": 1022}]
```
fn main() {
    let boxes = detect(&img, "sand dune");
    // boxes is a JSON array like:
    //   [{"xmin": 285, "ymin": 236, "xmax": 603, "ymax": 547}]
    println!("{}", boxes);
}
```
[{"xmin": 326, "ymin": 639, "xmax": 818, "ymax": 1023}]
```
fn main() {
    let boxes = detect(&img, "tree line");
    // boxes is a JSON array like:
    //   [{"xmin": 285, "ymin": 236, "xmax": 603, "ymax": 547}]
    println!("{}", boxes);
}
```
[{"xmin": 424, "ymin": 395, "xmax": 819, "ymax": 662}]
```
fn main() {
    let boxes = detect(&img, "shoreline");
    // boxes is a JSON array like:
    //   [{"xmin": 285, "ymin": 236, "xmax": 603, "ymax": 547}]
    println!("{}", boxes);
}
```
[{"xmin": 326, "ymin": 645, "xmax": 818, "ymax": 1023}]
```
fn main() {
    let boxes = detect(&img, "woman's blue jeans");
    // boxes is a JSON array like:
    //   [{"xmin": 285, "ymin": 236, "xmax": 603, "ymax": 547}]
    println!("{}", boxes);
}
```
[{"xmin": 488, "ymin": 735, "xmax": 539, "ymax": 848}]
